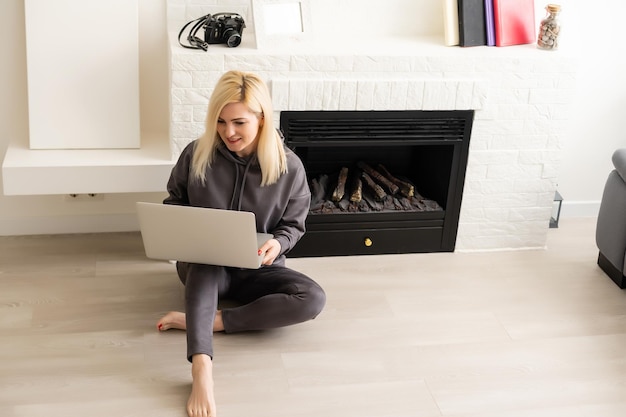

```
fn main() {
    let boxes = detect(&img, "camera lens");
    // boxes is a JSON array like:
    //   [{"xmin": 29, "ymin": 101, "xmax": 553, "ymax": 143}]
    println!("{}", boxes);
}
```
[{"xmin": 225, "ymin": 31, "xmax": 242, "ymax": 47}]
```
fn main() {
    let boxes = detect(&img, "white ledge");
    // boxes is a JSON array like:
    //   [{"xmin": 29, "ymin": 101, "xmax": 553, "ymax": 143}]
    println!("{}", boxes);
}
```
[
  {"xmin": 2, "ymin": 132, "xmax": 175, "ymax": 195},
  {"xmin": 169, "ymin": 29, "xmax": 573, "ymax": 58}
]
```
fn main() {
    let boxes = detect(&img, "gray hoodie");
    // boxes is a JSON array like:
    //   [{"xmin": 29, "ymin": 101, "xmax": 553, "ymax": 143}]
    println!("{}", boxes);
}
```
[{"xmin": 164, "ymin": 140, "xmax": 311, "ymax": 260}]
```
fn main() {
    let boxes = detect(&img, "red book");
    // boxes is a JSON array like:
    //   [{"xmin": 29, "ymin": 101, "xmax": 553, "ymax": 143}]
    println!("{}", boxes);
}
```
[{"xmin": 493, "ymin": 0, "xmax": 536, "ymax": 46}]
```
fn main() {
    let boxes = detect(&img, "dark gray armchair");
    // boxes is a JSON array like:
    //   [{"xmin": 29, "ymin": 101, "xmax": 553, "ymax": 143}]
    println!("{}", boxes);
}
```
[{"xmin": 596, "ymin": 148, "xmax": 626, "ymax": 288}]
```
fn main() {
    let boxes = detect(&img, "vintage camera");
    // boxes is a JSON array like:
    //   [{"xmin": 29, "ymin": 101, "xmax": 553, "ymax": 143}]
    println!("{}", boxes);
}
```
[{"xmin": 204, "ymin": 13, "xmax": 246, "ymax": 48}]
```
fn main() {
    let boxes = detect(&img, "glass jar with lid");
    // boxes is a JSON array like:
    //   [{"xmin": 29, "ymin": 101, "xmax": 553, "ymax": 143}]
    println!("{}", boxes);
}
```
[{"xmin": 537, "ymin": 4, "xmax": 561, "ymax": 50}]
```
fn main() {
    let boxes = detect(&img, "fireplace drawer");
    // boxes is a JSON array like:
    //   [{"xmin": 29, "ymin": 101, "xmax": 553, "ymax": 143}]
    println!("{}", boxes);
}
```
[{"xmin": 288, "ymin": 226, "xmax": 446, "ymax": 257}]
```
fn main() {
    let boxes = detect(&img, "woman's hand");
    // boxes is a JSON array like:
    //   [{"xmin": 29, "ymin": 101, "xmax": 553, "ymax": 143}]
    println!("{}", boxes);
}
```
[{"xmin": 259, "ymin": 238, "xmax": 281, "ymax": 265}]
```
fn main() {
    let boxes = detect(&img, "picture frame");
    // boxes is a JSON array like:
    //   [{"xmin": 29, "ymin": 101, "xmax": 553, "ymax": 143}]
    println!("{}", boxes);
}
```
[{"xmin": 251, "ymin": 0, "xmax": 311, "ymax": 49}]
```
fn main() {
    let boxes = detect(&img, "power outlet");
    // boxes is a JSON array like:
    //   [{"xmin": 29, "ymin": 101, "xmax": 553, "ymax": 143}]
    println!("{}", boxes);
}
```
[{"xmin": 64, "ymin": 193, "xmax": 105, "ymax": 202}]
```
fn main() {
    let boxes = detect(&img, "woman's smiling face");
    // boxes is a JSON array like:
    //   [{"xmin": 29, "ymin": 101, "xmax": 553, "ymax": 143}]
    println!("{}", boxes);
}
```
[{"xmin": 217, "ymin": 102, "xmax": 263, "ymax": 158}]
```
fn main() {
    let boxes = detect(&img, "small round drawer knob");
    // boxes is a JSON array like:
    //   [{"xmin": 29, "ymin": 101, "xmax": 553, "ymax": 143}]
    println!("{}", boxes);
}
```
[{"xmin": 364, "ymin": 238, "xmax": 373, "ymax": 247}]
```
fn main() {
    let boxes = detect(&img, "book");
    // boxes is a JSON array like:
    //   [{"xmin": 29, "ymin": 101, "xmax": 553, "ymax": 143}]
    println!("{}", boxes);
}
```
[
  {"xmin": 493, "ymin": 0, "xmax": 536, "ymax": 46},
  {"xmin": 484, "ymin": 0, "xmax": 496, "ymax": 46},
  {"xmin": 442, "ymin": 0, "xmax": 459, "ymax": 46},
  {"xmin": 457, "ymin": 0, "xmax": 487, "ymax": 47}
]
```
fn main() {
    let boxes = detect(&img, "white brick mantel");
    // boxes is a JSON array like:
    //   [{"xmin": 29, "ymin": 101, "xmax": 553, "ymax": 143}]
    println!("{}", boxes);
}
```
[{"xmin": 168, "ymin": 29, "xmax": 576, "ymax": 251}]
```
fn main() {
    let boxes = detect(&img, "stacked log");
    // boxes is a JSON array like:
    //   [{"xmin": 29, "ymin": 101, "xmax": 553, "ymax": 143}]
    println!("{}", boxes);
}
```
[
  {"xmin": 308, "ymin": 161, "xmax": 442, "ymax": 214},
  {"xmin": 331, "ymin": 167, "xmax": 349, "ymax": 202}
]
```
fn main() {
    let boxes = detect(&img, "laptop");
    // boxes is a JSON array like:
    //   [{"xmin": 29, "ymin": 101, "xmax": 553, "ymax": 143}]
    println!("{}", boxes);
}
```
[{"xmin": 136, "ymin": 202, "xmax": 273, "ymax": 269}]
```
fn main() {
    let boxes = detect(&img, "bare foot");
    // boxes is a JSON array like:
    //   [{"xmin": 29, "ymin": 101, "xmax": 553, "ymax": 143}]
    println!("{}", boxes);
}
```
[
  {"xmin": 213, "ymin": 310, "xmax": 224, "ymax": 332},
  {"xmin": 187, "ymin": 354, "xmax": 216, "ymax": 417},
  {"xmin": 157, "ymin": 310, "xmax": 224, "ymax": 332},
  {"xmin": 157, "ymin": 311, "xmax": 186, "ymax": 331}
]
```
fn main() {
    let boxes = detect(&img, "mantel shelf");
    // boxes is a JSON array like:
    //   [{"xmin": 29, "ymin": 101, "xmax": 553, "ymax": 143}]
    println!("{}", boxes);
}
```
[{"xmin": 2, "ymin": 132, "xmax": 175, "ymax": 196}]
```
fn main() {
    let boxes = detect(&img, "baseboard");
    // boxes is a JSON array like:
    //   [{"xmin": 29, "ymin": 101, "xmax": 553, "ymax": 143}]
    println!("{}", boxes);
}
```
[
  {"xmin": 0, "ymin": 213, "xmax": 140, "ymax": 236},
  {"xmin": 560, "ymin": 200, "xmax": 600, "ymax": 218}
]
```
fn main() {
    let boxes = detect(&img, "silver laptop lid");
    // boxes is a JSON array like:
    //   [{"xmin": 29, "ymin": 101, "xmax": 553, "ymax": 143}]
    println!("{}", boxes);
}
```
[{"xmin": 136, "ymin": 202, "xmax": 273, "ymax": 269}]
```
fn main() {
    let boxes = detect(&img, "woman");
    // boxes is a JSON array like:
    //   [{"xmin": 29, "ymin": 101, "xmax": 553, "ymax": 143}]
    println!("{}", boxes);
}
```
[{"xmin": 156, "ymin": 70, "xmax": 326, "ymax": 417}]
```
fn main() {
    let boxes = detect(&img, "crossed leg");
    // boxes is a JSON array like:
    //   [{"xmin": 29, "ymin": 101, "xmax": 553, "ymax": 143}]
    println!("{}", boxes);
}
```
[{"xmin": 155, "ymin": 263, "xmax": 325, "ymax": 417}]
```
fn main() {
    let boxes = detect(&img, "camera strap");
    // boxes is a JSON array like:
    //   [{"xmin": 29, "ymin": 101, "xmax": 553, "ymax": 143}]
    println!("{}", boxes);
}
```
[{"xmin": 178, "ymin": 14, "xmax": 212, "ymax": 51}]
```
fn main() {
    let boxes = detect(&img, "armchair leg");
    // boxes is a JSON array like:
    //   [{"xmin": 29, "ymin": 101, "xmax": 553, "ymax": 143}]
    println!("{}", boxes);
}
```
[{"xmin": 598, "ymin": 252, "xmax": 626, "ymax": 289}]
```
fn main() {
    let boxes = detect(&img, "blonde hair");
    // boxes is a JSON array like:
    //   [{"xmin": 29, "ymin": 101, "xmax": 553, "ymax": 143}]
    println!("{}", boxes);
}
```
[{"xmin": 192, "ymin": 70, "xmax": 287, "ymax": 186}]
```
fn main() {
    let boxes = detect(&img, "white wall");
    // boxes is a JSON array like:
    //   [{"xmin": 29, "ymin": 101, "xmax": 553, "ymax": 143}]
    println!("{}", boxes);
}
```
[
  {"xmin": 0, "ymin": 0, "xmax": 169, "ymax": 235},
  {"xmin": 555, "ymin": 1, "xmax": 626, "ymax": 216},
  {"xmin": 1, "ymin": 0, "xmax": 624, "ymax": 236},
  {"xmin": 309, "ymin": 0, "xmax": 441, "ymax": 37}
]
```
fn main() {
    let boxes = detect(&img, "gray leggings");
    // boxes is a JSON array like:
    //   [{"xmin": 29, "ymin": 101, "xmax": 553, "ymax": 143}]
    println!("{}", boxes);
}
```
[{"xmin": 176, "ymin": 260, "xmax": 326, "ymax": 361}]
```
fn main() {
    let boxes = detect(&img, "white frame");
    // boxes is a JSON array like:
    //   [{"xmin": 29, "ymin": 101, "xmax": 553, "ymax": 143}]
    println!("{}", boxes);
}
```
[{"xmin": 251, "ymin": 0, "xmax": 311, "ymax": 49}]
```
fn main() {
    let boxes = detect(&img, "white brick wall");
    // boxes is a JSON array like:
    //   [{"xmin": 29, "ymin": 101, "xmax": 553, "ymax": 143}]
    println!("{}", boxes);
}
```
[{"xmin": 167, "ymin": 9, "xmax": 576, "ymax": 251}]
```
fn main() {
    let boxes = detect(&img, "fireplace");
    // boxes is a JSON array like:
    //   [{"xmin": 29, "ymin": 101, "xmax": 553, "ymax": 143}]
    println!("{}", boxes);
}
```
[{"xmin": 281, "ymin": 110, "xmax": 474, "ymax": 257}]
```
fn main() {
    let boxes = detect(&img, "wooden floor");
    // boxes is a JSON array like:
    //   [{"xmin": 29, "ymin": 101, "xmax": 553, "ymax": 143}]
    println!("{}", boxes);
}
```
[{"xmin": 2, "ymin": 217, "xmax": 626, "ymax": 416}]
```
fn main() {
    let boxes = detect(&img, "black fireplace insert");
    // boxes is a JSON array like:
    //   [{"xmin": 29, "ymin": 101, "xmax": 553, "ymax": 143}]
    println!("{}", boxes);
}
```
[{"xmin": 281, "ymin": 110, "xmax": 474, "ymax": 257}]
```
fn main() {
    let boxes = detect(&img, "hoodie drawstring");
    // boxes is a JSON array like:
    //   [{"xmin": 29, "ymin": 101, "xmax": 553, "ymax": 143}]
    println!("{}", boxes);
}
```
[
  {"xmin": 238, "ymin": 162, "xmax": 252, "ymax": 211},
  {"xmin": 229, "ymin": 158, "xmax": 254, "ymax": 211},
  {"xmin": 228, "ymin": 162, "xmax": 240, "ymax": 210}
]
